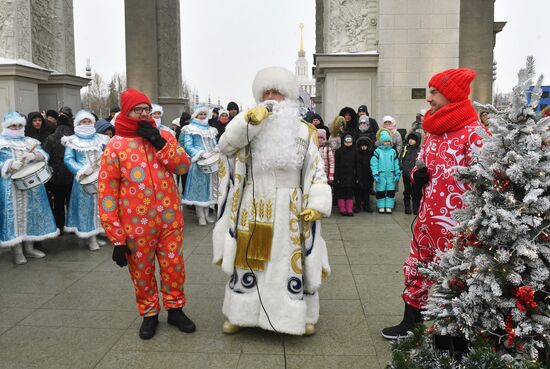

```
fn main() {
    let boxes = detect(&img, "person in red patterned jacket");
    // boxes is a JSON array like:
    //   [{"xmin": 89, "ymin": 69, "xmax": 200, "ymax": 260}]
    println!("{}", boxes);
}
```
[
  {"xmin": 382, "ymin": 68, "xmax": 486, "ymax": 340},
  {"xmin": 98, "ymin": 89, "xmax": 195, "ymax": 340}
]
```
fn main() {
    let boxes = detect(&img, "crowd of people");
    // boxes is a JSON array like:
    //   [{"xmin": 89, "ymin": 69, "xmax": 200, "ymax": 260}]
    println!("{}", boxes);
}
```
[{"xmin": 0, "ymin": 65, "xmax": 513, "ymax": 341}]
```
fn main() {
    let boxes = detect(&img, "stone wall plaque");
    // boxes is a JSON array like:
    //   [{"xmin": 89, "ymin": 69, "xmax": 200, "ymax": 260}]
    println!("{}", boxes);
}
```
[{"xmin": 411, "ymin": 88, "xmax": 426, "ymax": 100}]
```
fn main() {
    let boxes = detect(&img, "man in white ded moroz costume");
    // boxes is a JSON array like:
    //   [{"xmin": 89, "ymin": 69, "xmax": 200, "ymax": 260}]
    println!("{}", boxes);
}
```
[{"xmin": 213, "ymin": 66, "xmax": 332, "ymax": 336}]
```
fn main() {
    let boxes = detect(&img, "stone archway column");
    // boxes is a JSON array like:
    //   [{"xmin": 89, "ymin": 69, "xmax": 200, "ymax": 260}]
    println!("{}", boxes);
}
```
[{"xmin": 125, "ymin": 0, "xmax": 187, "ymax": 121}]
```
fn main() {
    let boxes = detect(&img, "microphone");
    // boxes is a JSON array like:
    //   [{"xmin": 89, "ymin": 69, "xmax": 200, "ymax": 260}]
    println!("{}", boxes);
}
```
[{"xmin": 262, "ymin": 100, "xmax": 277, "ymax": 113}]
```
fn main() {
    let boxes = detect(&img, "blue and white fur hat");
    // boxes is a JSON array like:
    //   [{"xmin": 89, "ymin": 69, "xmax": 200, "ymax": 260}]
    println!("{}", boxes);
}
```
[
  {"xmin": 73, "ymin": 110, "xmax": 96, "ymax": 127},
  {"xmin": 192, "ymin": 105, "xmax": 210, "ymax": 120},
  {"xmin": 151, "ymin": 104, "xmax": 163, "ymax": 116},
  {"xmin": 2, "ymin": 112, "xmax": 26, "ymax": 129}
]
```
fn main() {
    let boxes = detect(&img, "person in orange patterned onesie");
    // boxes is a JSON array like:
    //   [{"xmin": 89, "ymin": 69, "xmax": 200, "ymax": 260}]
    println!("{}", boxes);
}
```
[{"xmin": 98, "ymin": 89, "xmax": 195, "ymax": 340}]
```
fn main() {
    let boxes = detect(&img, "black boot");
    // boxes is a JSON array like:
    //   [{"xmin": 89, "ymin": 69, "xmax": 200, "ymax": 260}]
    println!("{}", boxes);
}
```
[
  {"xmin": 381, "ymin": 303, "xmax": 422, "ymax": 340},
  {"xmin": 167, "ymin": 308, "xmax": 196, "ymax": 333},
  {"xmin": 404, "ymin": 201, "xmax": 412, "ymax": 215},
  {"xmin": 363, "ymin": 203, "xmax": 373, "ymax": 213},
  {"xmin": 139, "ymin": 315, "xmax": 159, "ymax": 340}
]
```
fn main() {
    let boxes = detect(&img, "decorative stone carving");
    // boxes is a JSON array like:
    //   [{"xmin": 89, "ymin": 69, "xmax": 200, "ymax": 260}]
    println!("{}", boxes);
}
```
[
  {"xmin": 325, "ymin": 0, "xmax": 377, "ymax": 53},
  {"xmin": 31, "ymin": 0, "xmax": 57, "ymax": 71},
  {"xmin": 28, "ymin": 0, "xmax": 74, "ymax": 74},
  {"xmin": 0, "ymin": 0, "xmax": 32, "ymax": 60}
]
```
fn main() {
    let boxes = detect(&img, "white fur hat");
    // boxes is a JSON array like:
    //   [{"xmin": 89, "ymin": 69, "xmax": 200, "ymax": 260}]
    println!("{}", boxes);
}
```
[
  {"xmin": 171, "ymin": 117, "xmax": 181, "ymax": 127},
  {"xmin": 192, "ymin": 105, "xmax": 210, "ymax": 119},
  {"xmin": 74, "ymin": 110, "xmax": 96, "ymax": 127},
  {"xmin": 2, "ymin": 112, "xmax": 26, "ymax": 129},
  {"xmin": 383, "ymin": 115, "xmax": 396, "ymax": 125},
  {"xmin": 252, "ymin": 66, "xmax": 299, "ymax": 103},
  {"xmin": 151, "ymin": 104, "xmax": 163, "ymax": 115}
]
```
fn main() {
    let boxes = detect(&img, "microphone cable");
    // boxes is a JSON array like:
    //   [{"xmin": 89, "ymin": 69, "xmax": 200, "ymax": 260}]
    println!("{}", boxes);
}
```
[{"xmin": 245, "ymin": 114, "xmax": 288, "ymax": 369}]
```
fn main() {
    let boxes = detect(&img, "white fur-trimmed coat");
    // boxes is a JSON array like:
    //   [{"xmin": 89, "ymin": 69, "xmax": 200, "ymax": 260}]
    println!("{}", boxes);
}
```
[{"xmin": 213, "ymin": 112, "xmax": 332, "ymax": 335}]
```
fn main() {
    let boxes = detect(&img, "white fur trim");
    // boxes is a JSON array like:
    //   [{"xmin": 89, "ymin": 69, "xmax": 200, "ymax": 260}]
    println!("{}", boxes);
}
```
[
  {"xmin": 191, "ymin": 105, "xmax": 210, "ymax": 119},
  {"xmin": 1, "ymin": 159, "xmax": 14, "ymax": 178},
  {"xmin": 191, "ymin": 150, "xmax": 205, "ymax": 163},
  {"xmin": 221, "ymin": 233, "xmax": 237, "ymax": 275},
  {"xmin": 1, "ymin": 115, "xmax": 26, "ymax": 129},
  {"xmin": 181, "ymin": 199, "xmax": 216, "ymax": 207},
  {"xmin": 151, "ymin": 104, "xmax": 163, "ymax": 115},
  {"xmin": 305, "ymin": 292, "xmax": 320, "ymax": 324},
  {"xmin": 74, "ymin": 110, "xmax": 96, "ymax": 127},
  {"xmin": 0, "ymin": 229, "xmax": 60, "ymax": 248},
  {"xmin": 63, "ymin": 226, "xmax": 103, "ymax": 239},
  {"xmin": 252, "ymin": 66, "xmax": 299, "ymax": 103},
  {"xmin": 307, "ymin": 183, "xmax": 333, "ymax": 217},
  {"xmin": 218, "ymin": 113, "xmax": 264, "ymax": 155},
  {"xmin": 212, "ymin": 203, "xmax": 231, "ymax": 266},
  {"xmin": 304, "ymin": 221, "xmax": 331, "ymax": 292},
  {"xmin": 75, "ymin": 166, "xmax": 90, "ymax": 181}
]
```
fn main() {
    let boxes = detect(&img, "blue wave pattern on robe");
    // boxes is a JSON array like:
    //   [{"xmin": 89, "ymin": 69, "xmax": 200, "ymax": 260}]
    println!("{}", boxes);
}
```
[
  {"xmin": 0, "ymin": 136, "xmax": 58, "ymax": 247},
  {"xmin": 62, "ymin": 133, "xmax": 109, "ymax": 237},
  {"xmin": 180, "ymin": 119, "xmax": 218, "ymax": 206}
]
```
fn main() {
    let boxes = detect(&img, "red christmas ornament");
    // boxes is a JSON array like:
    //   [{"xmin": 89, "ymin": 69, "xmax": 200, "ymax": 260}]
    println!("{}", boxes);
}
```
[
  {"xmin": 493, "ymin": 170, "xmax": 511, "ymax": 192},
  {"xmin": 514, "ymin": 286, "xmax": 538, "ymax": 312},
  {"xmin": 448, "ymin": 278, "xmax": 466, "ymax": 292}
]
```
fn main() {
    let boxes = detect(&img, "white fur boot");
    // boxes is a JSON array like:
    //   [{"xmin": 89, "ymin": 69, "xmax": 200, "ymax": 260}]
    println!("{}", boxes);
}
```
[
  {"xmin": 12, "ymin": 244, "xmax": 27, "ymax": 265},
  {"xmin": 88, "ymin": 236, "xmax": 100, "ymax": 251},
  {"xmin": 196, "ymin": 206, "xmax": 207, "ymax": 226},
  {"xmin": 205, "ymin": 207, "xmax": 217, "ymax": 224},
  {"xmin": 23, "ymin": 241, "xmax": 46, "ymax": 258}
]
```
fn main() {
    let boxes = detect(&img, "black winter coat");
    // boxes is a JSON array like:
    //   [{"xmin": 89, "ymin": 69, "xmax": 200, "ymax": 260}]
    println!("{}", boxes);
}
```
[
  {"xmin": 43, "ymin": 123, "xmax": 74, "ymax": 186},
  {"xmin": 400, "ymin": 132, "xmax": 422, "ymax": 176},
  {"xmin": 356, "ymin": 148, "xmax": 374, "ymax": 189},
  {"xmin": 25, "ymin": 112, "xmax": 51, "ymax": 143},
  {"xmin": 334, "ymin": 145, "xmax": 357, "ymax": 188}
]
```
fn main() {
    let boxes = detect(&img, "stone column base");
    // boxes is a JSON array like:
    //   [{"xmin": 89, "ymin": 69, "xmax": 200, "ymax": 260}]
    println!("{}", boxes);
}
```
[{"xmin": 158, "ymin": 97, "xmax": 189, "ymax": 122}]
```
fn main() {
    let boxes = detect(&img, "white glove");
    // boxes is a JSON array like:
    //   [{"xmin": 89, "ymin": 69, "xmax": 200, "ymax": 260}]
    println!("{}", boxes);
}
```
[
  {"xmin": 11, "ymin": 160, "xmax": 23, "ymax": 171},
  {"xmin": 213, "ymin": 147, "xmax": 220, "ymax": 153},
  {"xmin": 82, "ymin": 166, "xmax": 94, "ymax": 176},
  {"xmin": 34, "ymin": 152, "xmax": 45, "ymax": 161},
  {"xmin": 22, "ymin": 152, "xmax": 36, "ymax": 162},
  {"xmin": 201, "ymin": 152, "xmax": 212, "ymax": 159}
]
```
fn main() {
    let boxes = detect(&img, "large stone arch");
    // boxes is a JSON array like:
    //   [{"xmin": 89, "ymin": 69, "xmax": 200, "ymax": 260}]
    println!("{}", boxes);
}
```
[{"xmin": 314, "ymin": 0, "xmax": 503, "ymax": 126}]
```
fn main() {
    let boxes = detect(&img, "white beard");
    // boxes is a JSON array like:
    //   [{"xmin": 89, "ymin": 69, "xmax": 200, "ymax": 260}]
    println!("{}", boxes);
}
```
[{"xmin": 251, "ymin": 100, "xmax": 304, "ymax": 171}]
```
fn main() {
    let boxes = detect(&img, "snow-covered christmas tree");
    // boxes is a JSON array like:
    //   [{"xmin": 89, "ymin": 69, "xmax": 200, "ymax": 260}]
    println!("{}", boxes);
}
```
[{"xmin": 388, "ymin": 57, "xmax": 550, "ymax": 368}]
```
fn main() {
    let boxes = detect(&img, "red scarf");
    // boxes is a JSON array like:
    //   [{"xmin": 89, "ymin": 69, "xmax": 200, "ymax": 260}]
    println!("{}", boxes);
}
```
[
  {"xmin": 423, "ymin": 100, "xmax": 479, "ymax": 135},
  {"xmin": 114, "ymin": 114, "xmax": 155, "ymax": 138}
]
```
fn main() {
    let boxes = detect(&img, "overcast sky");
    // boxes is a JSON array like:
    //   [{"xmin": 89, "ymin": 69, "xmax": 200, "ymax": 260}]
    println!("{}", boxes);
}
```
[{"xmin": 74, "ymin": 0, "xmax": 549, "ymax": 114}]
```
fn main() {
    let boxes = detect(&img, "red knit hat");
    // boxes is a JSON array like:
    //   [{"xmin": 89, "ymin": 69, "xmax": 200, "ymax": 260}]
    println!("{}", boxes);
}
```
[
  {"xmin": 120, "ymin": 89, "xmax": 151, "ymax": 116},
  {"xmin": 428, "ymin": 68, "xmax": 476, "ymax": 103}
]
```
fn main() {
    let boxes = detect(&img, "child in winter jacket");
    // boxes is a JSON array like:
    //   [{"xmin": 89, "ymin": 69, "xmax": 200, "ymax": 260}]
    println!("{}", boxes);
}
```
[
  {"xmin": 381, "ymin": 116, "xmax": 403, "ymax": 155},
  {"xmin": 318, "ymin": 129, "xmax": 334, "ymax": 184},
  {"xmin": 334, "ymin": 132, "xmax": 357, "ymax": 216},
  {"xmin": 329, "ymin": 116, "xmax": 346, "ymax": 151},
  {"xmin": 371, "ymin": 130, "xmax": 401, "ymax": 214},
  {"xmin": 400, "ymin": 132, "xmax": 422, "ymax": 214},
  {"xmin": 354, "ymin": 136, "xmax": 374, "ymax": 212}
]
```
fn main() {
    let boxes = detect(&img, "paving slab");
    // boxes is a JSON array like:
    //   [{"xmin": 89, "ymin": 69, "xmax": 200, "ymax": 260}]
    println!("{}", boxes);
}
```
[{"xmin": 0, "ymin": 205, "xmax": 414, "ymax": 369}]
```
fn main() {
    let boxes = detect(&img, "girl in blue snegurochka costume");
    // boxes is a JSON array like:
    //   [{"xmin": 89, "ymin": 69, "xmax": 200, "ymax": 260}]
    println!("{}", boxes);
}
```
[
  {"xmin": 0, "ymin": 112, "xmax": 59, "ymax": 264},
  {"xmin": 62, "ymin": 110, "xmax": 109, "ymax": 251},
  {"xmin": 180, "ymin": 105, "xmax": 219, "ymax": 226}
]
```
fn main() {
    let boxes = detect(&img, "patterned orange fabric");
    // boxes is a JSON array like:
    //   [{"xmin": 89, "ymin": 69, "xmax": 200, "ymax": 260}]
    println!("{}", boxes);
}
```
[{"xmin": 98, "ymin": 131, "xmax": 190, "ymax": 316}]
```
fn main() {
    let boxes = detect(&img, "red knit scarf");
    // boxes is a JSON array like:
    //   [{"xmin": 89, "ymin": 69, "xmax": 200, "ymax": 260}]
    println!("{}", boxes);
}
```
[
  {"xmin": 423, "ymin": 100, "xmax": 479, "ymax": 135},
  {"xmin": 115, "ymin": 114, "xmax": 155, "ymax": 138}
]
